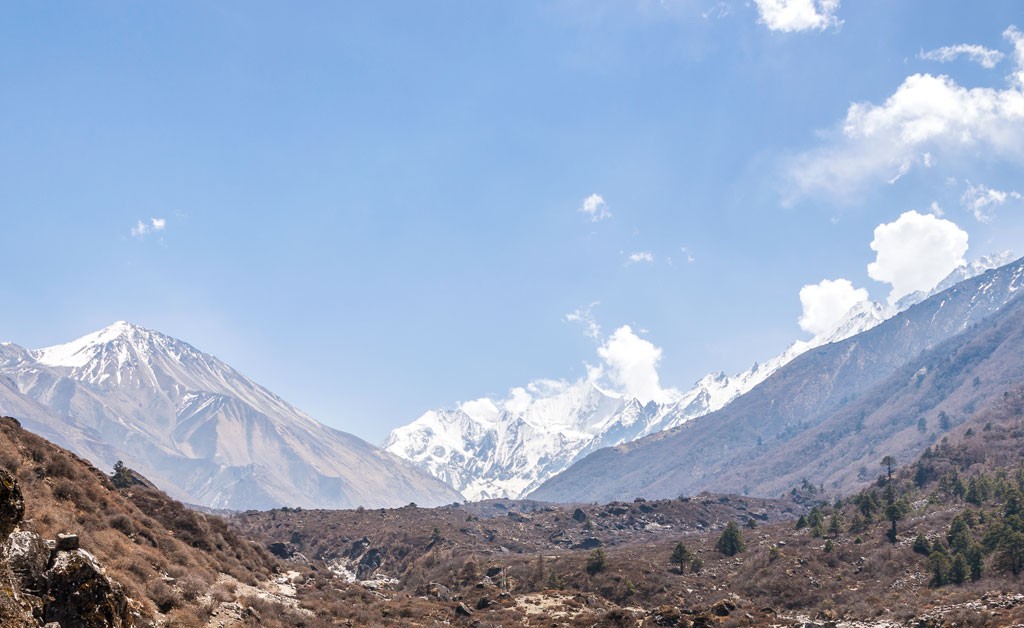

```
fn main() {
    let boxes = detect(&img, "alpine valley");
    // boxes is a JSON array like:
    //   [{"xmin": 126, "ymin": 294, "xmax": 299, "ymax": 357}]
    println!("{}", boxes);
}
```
[{"xmin": 384, "ymin": 253, "xmax": 1016, "ymax": 500}]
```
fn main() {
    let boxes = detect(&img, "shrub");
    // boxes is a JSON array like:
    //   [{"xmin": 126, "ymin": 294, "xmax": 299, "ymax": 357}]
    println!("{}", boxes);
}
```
[{"xmin": 586, "ymin": 549, "xmax": 607, "ymax": 575}]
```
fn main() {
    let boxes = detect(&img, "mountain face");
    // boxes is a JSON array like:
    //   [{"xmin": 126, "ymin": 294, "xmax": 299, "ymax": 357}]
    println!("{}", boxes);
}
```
[
  {"xmin": 384, "ymin": 255, "xmax": 1011, "ymax": 501},
  {"xmin": 530, "ymin": 256, "xmax": 1024, "ymax": 504},
  {"xmin": 0, "ymin": 322, "xmax": 462, "ymax": 510}
]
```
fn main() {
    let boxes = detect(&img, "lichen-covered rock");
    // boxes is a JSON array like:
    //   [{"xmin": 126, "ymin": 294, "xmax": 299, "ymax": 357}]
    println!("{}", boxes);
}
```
[
  {"xmin": 5, "ymin": 531, "xmax": 49, "ymax": 595},
  {"xmin": 0, "ymin": 467, "xmax": 25, "ymax": 537},
  {"xmin": 44, "ymin": 549, "xmax": 132, "ymax": 628}
]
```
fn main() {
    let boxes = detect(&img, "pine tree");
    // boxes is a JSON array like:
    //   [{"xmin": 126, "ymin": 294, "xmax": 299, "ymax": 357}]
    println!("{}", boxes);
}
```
[
  {"xmin": 670, "ymin": 542, "xmax": 693, "ymax": 574},
  {"xmin": 716, "ymin": 521, "xmax": 745, "ymax": 556}
]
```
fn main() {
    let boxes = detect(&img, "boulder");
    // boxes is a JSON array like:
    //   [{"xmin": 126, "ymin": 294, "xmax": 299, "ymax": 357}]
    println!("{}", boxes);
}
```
[
  {"xmin": 5, "ymin": 531, "xmax": 49, "ymax": 594},
  {"xmin": 710, "ymin": 598, "xmax": 737, "ymax": 617},
  {"xmin": 44, "ymin": 549, "xmax": 132, "ymax": 628},
  {"xmin": 572, "ymin": 537, "xmax": 602, "ymax": 550}
]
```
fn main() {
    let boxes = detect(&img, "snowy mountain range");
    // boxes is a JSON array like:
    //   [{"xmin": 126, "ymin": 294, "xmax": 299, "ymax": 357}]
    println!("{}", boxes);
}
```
[
  {"xmin": 384, "ymin": 252, "xmax": 1015, "ymax": 500},
  {"xmin": 0, "ymin": 322, "xmax": 462, "ymax": 510}
]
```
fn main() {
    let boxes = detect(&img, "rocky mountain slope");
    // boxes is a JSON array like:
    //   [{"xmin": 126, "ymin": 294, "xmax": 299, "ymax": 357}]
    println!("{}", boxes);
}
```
[
  {"xmin": 233, "ymin": 383, "xmax": 1024, "ymax": 626},
  {"xmin": 531, "ymin": 256, "xmax": 1024, "ymax": 503},
  {"xmin": 386, "ymin": 254, "xmax": 1013, "ymax": 500},
  {"xmin": 0, "ymin": 322, "xmax": 462, "ymax": 510}
]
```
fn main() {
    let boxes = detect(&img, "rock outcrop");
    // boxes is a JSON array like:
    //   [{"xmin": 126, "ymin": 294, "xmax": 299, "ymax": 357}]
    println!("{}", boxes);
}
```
[{"xmin": 0, "ymin": 467, "xmax": 133, "ymax": 627}]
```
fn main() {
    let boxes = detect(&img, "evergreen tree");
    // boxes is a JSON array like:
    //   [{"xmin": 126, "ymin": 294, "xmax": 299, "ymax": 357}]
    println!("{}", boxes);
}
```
[
  {"xmin": 928, "ymin": 549, "xmax": 951, "ymax": 586},
  {"xmin": 716, "ymin": 521, "xmax": 745, "ymax": 557},
  {"xmin": 111, "ymin": 460, "xmax": 134, "ymax": 489},
  {"xmin": 949, "ymin": 553, "xmax": 968, "ymax": 584},
  {"xmin": 670, "ymin": 542, "xmax": 693, "ymax": 574},
  {"xmin": 995, "ymin": 530, "xmax": 1024, "ymax": 576},
  {"xmin": 880, "ymin": 456, "xmax": 901, "ymax": 543},
  {"xmin": 828, "ymin": 512, "xmax": 844, "ymax": 537}
]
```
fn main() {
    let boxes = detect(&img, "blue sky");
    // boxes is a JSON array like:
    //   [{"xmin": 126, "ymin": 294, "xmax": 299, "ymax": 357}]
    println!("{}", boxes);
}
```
[{"xmin": 3, "ymin": 1, "xmax": 1024, "ymax": 442}]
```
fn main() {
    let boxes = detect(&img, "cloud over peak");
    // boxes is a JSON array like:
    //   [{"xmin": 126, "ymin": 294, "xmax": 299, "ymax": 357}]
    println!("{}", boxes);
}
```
[
  {"xmin": 867, "ymin": 210, "xmax": 968, "ymax": 304},
  {"xmin": 596, "ymin": 325, "xmax": 678, "ymax": 404},
  {"xmin": 798, "ymin": 278, "xmax": 869, "ymax": 336}
]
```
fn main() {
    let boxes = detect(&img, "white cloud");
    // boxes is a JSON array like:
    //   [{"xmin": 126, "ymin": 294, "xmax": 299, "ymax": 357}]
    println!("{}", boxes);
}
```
[
  {"xmin": 579, "ymin": 193, "xmax": 611, "ymax": 222},
  {"xmin": 130, "ymin": 217, "xmax": 168, "ymax": 238},
  {"xmin": 928, "ymin": 201, "xmax": 945, "ymax": 216},
  {"xmin": 753, "ymin": 0, "xmax": 840, "ymax": 33},
  {"xmin": 627, "ymin": 251, "xmax": 655, "ymax": 264},
  {"xmin": 798, "ymin": 278, "xmax": 869, "ymax": 336},
  {"xmin": 867, "ymin": 210, "xmax": 969, "ymax": 304},
  {"xmin": 565, "ymin": 302, "xmax": 602, "ymax": 340},
  {"xmin": 920, "ymin": 44, "xmax": 1005, "ymax": 69},
  {"xmin": 786, "ymin": 26, "xmax": 1024, "ymax": 202},
  {"xmin": 596, "ymin": 325, "xmax": 678, "ymax": 404},
  {"xmin": 961, "ymin": 182, "xmax": 1022, "ymax": 223}
]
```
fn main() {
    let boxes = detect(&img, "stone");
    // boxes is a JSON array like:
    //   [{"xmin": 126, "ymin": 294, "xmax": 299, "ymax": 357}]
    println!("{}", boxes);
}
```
[
  {"xmin": 55, "ymin": 533, "xmax": 79, "ymax": 551},
  {"xmin": 710, "ymin": 599, "xmax": 737, "ymax": 617},
  {"xmin": 571, "ymin": 537, "xmax": 602, "ymax": 550},
  {"xmin": 44, "ymin": 549, "xmax": 132, "ymax": 628},
  {"xmin": 5, "ymin": 531, "xmax": 50, "ymax": 594},
  {"xmin": 455, "ymin": 602, "xmax": 474, "ymax": 616},
  {"xmin": 572, "ymin": 507, "xmax": 587, "ymax": 522},
  {"xmin": 426, "ymin": 582, "xmax": 452, "ymax": 602}
]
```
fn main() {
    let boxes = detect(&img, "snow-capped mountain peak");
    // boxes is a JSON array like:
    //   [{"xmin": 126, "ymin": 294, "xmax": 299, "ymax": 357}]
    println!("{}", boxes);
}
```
[
  {"xmin": 386, "ymin": 253, "xmax": 1017, "ymax": 501},
  {"xmin": 2, "ymin": 322, "xmax": 463, "ymax": 510}
]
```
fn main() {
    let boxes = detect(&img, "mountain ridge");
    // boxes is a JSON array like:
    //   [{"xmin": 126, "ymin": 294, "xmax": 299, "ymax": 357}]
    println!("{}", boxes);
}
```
[
  {"xmin": 530, "ymin": 255, "xmax": 1024, "ymax": 503},
  {"xmin": 0, "ymin": 322, "xmax": 463, "ymax": 510},
  {"xmin": 385, "ymin": 253, "xmax": 1013, "ymax": 500}
]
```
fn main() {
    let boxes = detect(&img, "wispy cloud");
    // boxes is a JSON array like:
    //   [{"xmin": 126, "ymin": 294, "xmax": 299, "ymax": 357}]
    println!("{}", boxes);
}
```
[
  {"xmin": 961, "ymin": 182, "xmax": 1022, "ymax": 222},
  {"xmin": 785, "ymin": 26, "xmax": 1024, "ymax": 203},
  {"xmin": 130, "ymin": 218, "xmax": 168, "ymax": 238},
  {"xmin": 627, "ymin": 251, "xmax": 655, "ymax": 264},
  {"xmin": 579, "ymin": 193, "xmax": 611, "ymax": 222},
  {"xmin": 565, "ymin": 302, "xmax": 602, "ymax": 341},
  {"xmin": 753, "ymin": 0, "xmax": 841, "ymax": 33},
  {"xmin": 920, "ymin": 43, "xmax": 1005, "ymax": 69}
]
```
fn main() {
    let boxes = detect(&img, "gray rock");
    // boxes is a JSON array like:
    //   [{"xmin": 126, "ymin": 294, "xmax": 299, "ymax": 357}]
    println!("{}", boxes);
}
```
[
  {"xmin": 55, "ymin": 533, "xmax": 79, "ymax": 551},
  {"xmin": 44, "ymin": 549, "xmax": 132, "ymax": 628},
  {"xmin": 5, "ymin": 531, "xmax": 50, "ymax": 594}
]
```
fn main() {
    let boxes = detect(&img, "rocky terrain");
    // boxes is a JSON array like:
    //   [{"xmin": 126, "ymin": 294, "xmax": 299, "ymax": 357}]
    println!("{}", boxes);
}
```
[
  {"xmin": 2, "ymin": 402, "xmax": 1024, "ymax": 626},
  {"xmin": 228, "ymin": 390, "xmax": 1024, "ymax": 626}
]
